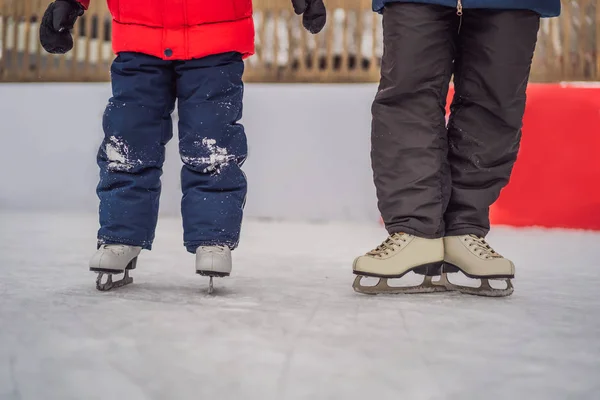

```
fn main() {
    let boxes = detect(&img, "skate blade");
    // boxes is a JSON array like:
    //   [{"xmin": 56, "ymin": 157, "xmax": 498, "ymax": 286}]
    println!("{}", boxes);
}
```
[
  {"xmin": 353, "ymin": 275, "xmax": 448, "ymax": 295},
  {"xmin": 196, "ymin": 271, "xmax": 228, "ymax": 294},
  {"xmin": 438, "ymin": 273, "xmax": 514, "ymax": 297},
  {"xmin": 95, "ymin": 270, "xmax": 133, "ymax": 292},
  {"xmin": 208, "ymin": 277, "xmax": 214, "ymax": 295}
]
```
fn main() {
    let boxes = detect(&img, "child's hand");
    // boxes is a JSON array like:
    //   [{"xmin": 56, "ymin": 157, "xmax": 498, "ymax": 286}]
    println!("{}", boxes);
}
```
[
  {"xmin": 292, "ymin": 0, "xmax": 326, "ymax": 34},
  {"xmin": 39, "ymin": 0, "xmax": 84, "ymax": 54}
]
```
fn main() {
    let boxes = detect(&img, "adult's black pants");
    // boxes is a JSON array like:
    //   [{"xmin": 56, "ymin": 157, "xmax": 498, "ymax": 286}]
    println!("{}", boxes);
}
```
[{"xmin": 372, "ymin": 3, "xmax": 540, "ymax": 238}]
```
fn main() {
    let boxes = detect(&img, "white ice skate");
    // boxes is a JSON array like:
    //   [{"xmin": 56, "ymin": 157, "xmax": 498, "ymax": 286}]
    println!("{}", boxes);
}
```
[
  {"xmin": 196, "ymin": 246, "xmax": 232, "ymax": 294},
  {"xmin": 352, "ymin": 233, "xmax": 446, "ymax": 295},
  {"xmin": 439, "ymin": 235, "xmax": 514, "ymax": 297},
  {"xmin": 89, "ymin": 244, "xmax": 142, "ymax": 291}
]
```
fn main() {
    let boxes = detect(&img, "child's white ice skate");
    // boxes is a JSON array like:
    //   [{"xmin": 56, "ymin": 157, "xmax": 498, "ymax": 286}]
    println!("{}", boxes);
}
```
[
  {"xmin": 440, "ymin": 235, "xmax": 514, "ymax": 297},
  {"xmin": 89, "ymin": 244, "xmax": 142, "ymax": 291},
  {"xmin": 352, "ymin": 233, "xmax": 446, "ymax": 294},
  {"xmin": 196, "ymin": 246, "xmax": 232, "ymax": 294}
]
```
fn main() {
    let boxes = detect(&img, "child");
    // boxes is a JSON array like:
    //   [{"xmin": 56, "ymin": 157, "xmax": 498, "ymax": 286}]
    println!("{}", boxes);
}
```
[
  {"xmin": 39, "ymin": 0, "xmax": 326, "ymax": 291},
  {"xmin": 352, "ymin": 0, "xmax": 561, "ymax": 297}
]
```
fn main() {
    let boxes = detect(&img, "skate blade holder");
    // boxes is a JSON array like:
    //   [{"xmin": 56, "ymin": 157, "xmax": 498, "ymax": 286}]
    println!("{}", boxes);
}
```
[
  {"xmin": 353, "ymin": 274, "xmax": 513, "ymax": 297},
  {"xmin": 353, "ymin": 275, "xmax": 449, "ymax": 295},
  {"xmin": 438, "ymin": 272, "xmax": 514, "ymax": 297},
  {"xmin": 91, "ymin": 258, "xmax": 137, "ymax": 292},
  {"xmin": 95, "ymin": 270, "xmax": 133, "ymax": 291},
  {"xmin": 352, "ymin": 262, "xmax": 448, "ymax": 295}
]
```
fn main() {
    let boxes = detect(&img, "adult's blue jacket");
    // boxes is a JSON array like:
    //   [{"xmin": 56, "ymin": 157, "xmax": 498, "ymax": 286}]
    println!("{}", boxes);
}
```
[{"xmin": 372, "ymin": 0, "xmax": 561, "ymax": 17}]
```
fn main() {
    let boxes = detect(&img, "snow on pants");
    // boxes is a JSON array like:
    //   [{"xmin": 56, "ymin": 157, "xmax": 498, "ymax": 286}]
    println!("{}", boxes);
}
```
[
  {"xmin": 97, "ymin": 52, "xmax": 247, "ymax": 252},
  {"xmin": 372, "ymin": 3, "xmax": 540, "ymax": 238}
]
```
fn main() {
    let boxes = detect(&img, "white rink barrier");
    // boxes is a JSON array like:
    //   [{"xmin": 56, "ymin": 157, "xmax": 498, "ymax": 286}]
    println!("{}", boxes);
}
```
[{"xmin": 0, "ymin": 83, "xmax": 381, "ymax": 223}]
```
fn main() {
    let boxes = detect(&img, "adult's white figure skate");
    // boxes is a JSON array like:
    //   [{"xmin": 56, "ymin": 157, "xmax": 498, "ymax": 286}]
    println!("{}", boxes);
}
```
[
  {"xmin": 352, "ymin": 233, "xmax": 445, "ymax": 294},
  {"xmin": 440, "ymin": 235, "xmax": 514, "ymax": 297}
]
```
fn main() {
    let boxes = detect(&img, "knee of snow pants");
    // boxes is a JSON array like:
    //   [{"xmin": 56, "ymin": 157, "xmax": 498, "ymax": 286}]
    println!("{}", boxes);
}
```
[
  {"xmin": 97, "ymin": 52, "xmax": 176, "ymax": 250},
  {"xmin": 175, "ymin": 52, "xmax": 248, "ymax": 253}
]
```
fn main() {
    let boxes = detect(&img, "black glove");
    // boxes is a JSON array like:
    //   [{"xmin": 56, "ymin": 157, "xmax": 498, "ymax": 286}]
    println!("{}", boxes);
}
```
[
  {"xmin": 292, "ymin": 0, "xmax": 326, "ymax": 34},
  {"xmin": 39, "ymin": 0, "xmax": 84, "ymax": 54}
]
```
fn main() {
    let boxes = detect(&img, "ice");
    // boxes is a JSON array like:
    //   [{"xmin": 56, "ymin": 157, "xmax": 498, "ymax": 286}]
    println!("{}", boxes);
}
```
[{"xmin": 1, "ymin": 211, "xmax": 599, "ymax": 400}]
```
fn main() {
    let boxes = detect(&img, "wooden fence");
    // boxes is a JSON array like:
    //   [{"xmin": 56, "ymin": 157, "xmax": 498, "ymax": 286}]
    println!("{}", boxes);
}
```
[{"xmin": 1, "ymin": 0, "xmax": 599, "ymax": 82}]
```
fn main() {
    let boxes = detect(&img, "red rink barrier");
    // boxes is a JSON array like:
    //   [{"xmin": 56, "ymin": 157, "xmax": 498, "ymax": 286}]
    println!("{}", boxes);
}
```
[
  {"xmin": 491, "ymin": 83, "xmax": 600, "ymax": 230},
  {"xmin": 446, "ymin": 83, "xmax": 600, "ymax": 231}
]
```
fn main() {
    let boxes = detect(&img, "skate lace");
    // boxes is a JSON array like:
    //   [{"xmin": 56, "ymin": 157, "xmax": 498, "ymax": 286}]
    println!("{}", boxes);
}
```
[
  {"xmin": 464, "ymin": 235, "xmax": 502, "ymax": 259},
  {"xmin": 367, "ymin": 233, "xmax": 409, "ymax": 258},
  {"xmin": 198, "ymin": 245, "xmax": 229, "ymax": 253},
  {"xmin": 101, "ymin": 244, "xmax": 129, "ymax": 256}
]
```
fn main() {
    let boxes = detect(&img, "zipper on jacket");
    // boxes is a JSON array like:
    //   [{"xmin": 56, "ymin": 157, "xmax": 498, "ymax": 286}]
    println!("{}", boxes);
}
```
[{"xmin": 457, "ymin": 0, "xmax": 463, "ymax": 33}]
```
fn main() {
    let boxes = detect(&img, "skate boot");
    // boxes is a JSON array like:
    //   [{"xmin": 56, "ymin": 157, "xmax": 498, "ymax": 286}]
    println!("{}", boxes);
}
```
[
  {"xmin": 89, "ymin": 244, "xmax": 142, "ymax": 291},
  {"xmin": 352, "ymin": 233, "xmax": 446, "ymax": 295},
  {"xmin": 196, "ymin": 246, "xmax": 232, "ymax": 294},
  {"xmin": 440, "ymin": 235, "xmax": 514, "ymax": 297}
]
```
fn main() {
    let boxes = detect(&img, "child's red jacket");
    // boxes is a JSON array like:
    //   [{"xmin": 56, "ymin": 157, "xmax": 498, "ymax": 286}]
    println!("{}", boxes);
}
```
[{"xmin": 77, "ymin": 0, "xmax": 255, "ymax": 60}]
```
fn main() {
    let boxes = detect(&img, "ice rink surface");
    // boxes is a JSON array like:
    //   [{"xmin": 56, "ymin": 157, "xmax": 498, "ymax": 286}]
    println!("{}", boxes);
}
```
[{"xmin": 1, "ymin": 211, "xmax": 599, "ymax": 400}]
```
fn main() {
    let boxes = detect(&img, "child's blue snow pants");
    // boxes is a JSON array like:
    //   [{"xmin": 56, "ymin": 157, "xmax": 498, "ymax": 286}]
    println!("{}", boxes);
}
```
[{"xmin": 97, "ymin": 51, "xmax": 247, "ymax": 253}]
